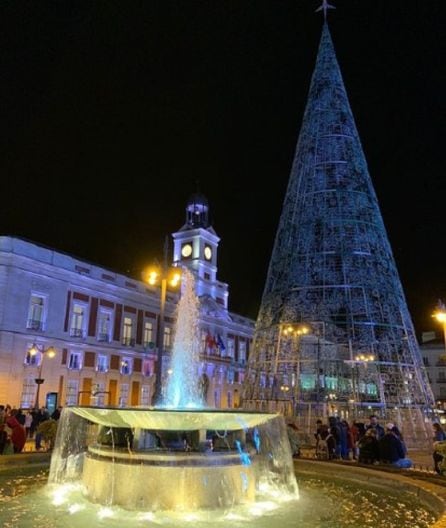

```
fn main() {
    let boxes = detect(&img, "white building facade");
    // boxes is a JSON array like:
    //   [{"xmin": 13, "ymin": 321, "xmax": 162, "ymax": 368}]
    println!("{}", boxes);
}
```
[
  {"xmin": 420, "ymin": 331, "xmax": 446, "ymax": 410},
  {"xmin": 0, "ymin": 195, "xmax": 254, "ymax": 410}
]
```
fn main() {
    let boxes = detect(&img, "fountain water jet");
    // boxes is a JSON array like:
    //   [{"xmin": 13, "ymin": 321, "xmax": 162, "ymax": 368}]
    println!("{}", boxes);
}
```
[
  {"xmin": 164, "ymin": 268, "xmax": 203, "ymax": 408},
  {"xmin": 48, "ymin": 268, "xmax": 298, "ymax": 512}
]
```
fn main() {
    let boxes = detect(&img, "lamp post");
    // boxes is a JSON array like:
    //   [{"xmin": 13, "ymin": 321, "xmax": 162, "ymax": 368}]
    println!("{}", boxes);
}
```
[
  {"xmin": 345, "ymin": 353, "xmax": 375, "ymax": 410},
  {"xmin": 274, "ymin": 323, "xmax": 309, "ymax": 414},
  {"xmin": 144, "ymin": 244, "xmax": 181, "ymax": 406},
  {"xmin": 28, "ymin": 343, "xmax": 56, "ymax": 409},
  {"xmin": 433, "ymin": 300, "xmax": 446, "ymax": 350}
]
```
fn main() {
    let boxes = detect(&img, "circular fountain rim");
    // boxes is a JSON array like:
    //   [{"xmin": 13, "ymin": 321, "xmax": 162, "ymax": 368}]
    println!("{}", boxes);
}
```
[{"xmin": 66, "ymin": 405, "xmax": 280, "ymax": 431}]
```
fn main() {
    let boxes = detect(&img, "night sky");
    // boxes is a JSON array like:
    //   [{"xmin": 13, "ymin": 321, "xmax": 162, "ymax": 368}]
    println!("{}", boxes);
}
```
[{"xmin": 0, "ymin": 1, "xmax": 445, "ymax": 338}]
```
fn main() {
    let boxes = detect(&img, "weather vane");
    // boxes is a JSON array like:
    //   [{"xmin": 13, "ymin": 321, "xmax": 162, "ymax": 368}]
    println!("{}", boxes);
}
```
[{"xmin": 315, "ymin": 0, "xmax": 336, "ymax": 21}]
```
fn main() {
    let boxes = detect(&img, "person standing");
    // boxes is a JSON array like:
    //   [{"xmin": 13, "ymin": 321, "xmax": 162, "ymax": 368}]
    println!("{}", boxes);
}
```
[
  {"xmin": 24, "ymin": 411, "xmax": 33, "ymax": 439},
  {"xmin": 432, "ymin": 422, "xmax": 446, "ymax": 474},
  {"xmin": 5, "ymin": 416, "xmax": 26, "ymax": 453},
  {"xmin": 365, "ymin": 415, "xmax": 385, "ymax": 440}
]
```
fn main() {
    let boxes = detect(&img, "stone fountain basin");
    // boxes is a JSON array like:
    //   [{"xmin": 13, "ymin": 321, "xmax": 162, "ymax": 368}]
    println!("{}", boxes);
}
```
[
  {"xmin": 294, "ymin": 459, "xmax": 446, "ymax": 528},
  {"xmin": 83, "ymin": 446, "xmax": 256, "ymax": 510}
]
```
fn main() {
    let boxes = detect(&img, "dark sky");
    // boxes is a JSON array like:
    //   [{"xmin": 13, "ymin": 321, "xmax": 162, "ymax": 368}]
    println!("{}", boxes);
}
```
[{"xmin": 0, "ymin": 1, "xmax": 445, "ymax": 338}]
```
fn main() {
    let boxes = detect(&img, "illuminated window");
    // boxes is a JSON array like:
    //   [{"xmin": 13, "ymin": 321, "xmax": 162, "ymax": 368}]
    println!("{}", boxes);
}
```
[
  {"xmin": 141, "ymin": 385, "xmax": 151, "ymax": 406},
  {"xmin": 214, "ymin": 389, "xmax": 221, "ymax": 407},
  {"xmin": 163, "ymin": 326, "xmax": 171, "ymax": 348},
  {"xmin": 97, "ymin": 310, "xmax": 112, "ymax": 342},
  {"xmin": 68, "ymin": 351, "xmax": 82, "ymax": 370},
  {"xmin": 24, "ymin": 344, "xmax": 41, "ymax": 366},
  {"xmin": 122, "ymin": 317, "xmax": 134, "ymax": 346},
  {"xmin": 238, "ymin": 341, "xmax": 246, "ymax": 364},
  {"xmin": 20, "ymin": 377, "xmax": 36, "ymax": 408},
  {"xmin": 96, "ymin": 354, "xmax": 108, "ymax": 373},
  {"xmin": 143, "ymin": 322, "xmax": 153, "ymax": 347},
  {"xmin": 66, "ymin": 379, "xmax": 79, "ymax": 406},
  {"xmin": 26, "ymin": 294, "xmax": 46, "ymax": 331},
  {"xmin": 120, "ymin": 358, "xmax": 132, "ymax": 375},
  {"xmin": 227, "ymin": 339, "xmax": 235, "ymax": 359},
  {"xmin": 92, "ymin": 382, "xmax": 106, "ymax": 406},
  {"xmin": 70, "ymin": 304, "xmax": 86, "ymax": 337},
  {"xmin": 119, "ymin": 383, "xmax": 129, "ymax": 407}
]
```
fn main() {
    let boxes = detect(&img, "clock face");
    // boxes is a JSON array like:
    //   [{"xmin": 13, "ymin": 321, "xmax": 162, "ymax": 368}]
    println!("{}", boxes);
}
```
[
  {"xmin": 181, "ymin": 243, "xmax": 193, "ymax": 258},
  {"xmin": 204, "ymin": 245, "xmax": 212, "ymax": 261}
]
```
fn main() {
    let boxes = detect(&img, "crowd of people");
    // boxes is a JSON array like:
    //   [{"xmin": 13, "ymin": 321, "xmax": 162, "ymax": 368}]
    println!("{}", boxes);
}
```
[
  {"xmin": 314, "ymin": 414, "xmax": 413, "ymax": 469},
  {"xmin": 0, "ymin": 404, "xmax": 62, "ymax": 454}
]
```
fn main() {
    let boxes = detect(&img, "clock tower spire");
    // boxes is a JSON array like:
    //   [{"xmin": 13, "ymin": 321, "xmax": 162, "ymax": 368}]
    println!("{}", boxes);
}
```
[{"xmin": 172, "ymin": 193, "xmax": 229, "ymax": 315}]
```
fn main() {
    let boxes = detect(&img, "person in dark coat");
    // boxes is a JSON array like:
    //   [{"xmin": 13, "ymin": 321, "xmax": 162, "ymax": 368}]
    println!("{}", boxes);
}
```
[
  {"xmin": 365, "ymin": 415, "xmax": 385, "ymax": 440},
  {"xmin": 358, "ymin": 428, "xmax": 379, "ymax": 464},
  {"xmin": 378, "ymin": 423, "xmax": 412, "ymax": 468}
]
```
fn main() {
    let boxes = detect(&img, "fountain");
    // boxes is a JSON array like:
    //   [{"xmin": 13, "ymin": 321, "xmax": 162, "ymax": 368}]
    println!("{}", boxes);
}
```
[{"xmin": 47, "ymin": 269, "xmax": 298, "ymax": 512}]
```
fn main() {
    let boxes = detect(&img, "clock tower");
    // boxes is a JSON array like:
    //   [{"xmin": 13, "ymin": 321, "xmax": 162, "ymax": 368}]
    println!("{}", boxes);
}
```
[{"xmin": 172, "ymin": 193, "xmax": 229, "ymax": 313}]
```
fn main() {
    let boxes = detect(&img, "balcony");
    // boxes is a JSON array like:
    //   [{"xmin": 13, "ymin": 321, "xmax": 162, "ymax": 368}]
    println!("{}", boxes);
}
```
[
  {"xmin": 122, "ymin": 337, "xmax": 135, "ymax": 347},
  {"xmin": 26, "ymin": 319, "xmax": 44, "ymax": 331},
  {"xmin": 70, "ymin": 328, "xmax": 85, "ymax": 338},
  {"xmin": 97, "ymin": 333, "xmax": 110, "ymax": 343}
]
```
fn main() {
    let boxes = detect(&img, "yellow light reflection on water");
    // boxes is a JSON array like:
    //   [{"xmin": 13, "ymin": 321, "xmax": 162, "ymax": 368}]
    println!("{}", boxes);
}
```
[{"xmin": 98, "ymin": 507, "xmax": 114, "ymax": 519}]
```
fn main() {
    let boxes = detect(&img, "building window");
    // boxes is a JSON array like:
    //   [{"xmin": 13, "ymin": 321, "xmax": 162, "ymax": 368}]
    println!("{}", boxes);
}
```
[
  {"xmin": 239, "ymin": 341, "xmax": 246, "ymax": 364},
  {"xmin": 66, "ymin": 379, "xmax": 79, "ymax": 406},
  {"xmin": 68, "ymin": 351, "xmax": 82, "ymax": 370},
  {"xmin": 122, "ymin": 317, "xmax": 134, "ymax": 346},
  {"xmin": 119, "ymin": 383, "xmax": 129, "ymax": 407},
  {"xmin": 142, "ymin": 358, "xmax": 153, "ymax": 377},
  {"xmin": 120, "ymin": 358, "xmax": 132, "ymax": 375},
  {"xmin": 26, "ymin": 294, "xmax": 46, "ymax": 331},
  {"xmin": 70, "ymin": 304, "xmax": 86, "ymax": 338},
  {"xmin": 20, "ymin": 378, "xmax": 36, "ymax": 408},
  {"xmin": 214, "ymin": 389, "xmax": 221, "ymax": 408},
  {"xmin": 24, "ymin": 345, "xmax": 40, "ymax": 366},
  {"xmin": 423, "ymin": 357, "xmax": 429, "ymax": 366},
  {"xmin": 227, "ymin": 338, "xmax": 235, "ymax": 359},
  {"xmin": 141, "ymin": 385, "xmax": 151, "ymax": 406},
  {"xmin": 92, "ymin": 382, "xmax": 106, "ymax": 406},
  {"xmin": 97, "ymin": 310, "xmax": 112, "ymax": 342},
  {"xmin": 96, "ymin": 354, "xmax": 108, "ymax": 373},
  {"xmin": 163, "ymin": 326, "xmax": 172, "ymax": 348},
  {"xmin": 143, "ymin": 322, "xmax": 154, "ymax": 347}
]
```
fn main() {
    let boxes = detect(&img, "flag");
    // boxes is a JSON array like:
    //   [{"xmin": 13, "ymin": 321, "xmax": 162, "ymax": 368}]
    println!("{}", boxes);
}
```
[
  {"xmin": 217, "ymin": 334, "xmax": 226, "ymax": 351},
  {"xmin": 206, "ymin": 332, "xmax": 215, "ymax": 349}
]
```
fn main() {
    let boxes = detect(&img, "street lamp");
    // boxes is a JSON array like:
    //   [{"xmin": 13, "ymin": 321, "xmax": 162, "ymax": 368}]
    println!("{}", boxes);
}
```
[
  {"xmin": 28, "ymin": 343, "xmax": 56, "ymax": 409},
  {"xmin": 274, "ymin": 323, "xmax": 310, "ymax": 414},
  {"xmin": 433, "ymin": 300, "xmax": 446, "ymax": 348},
  {"xmin": 143, "ymin": 257, "xmax": 181, "ymax": 406}
]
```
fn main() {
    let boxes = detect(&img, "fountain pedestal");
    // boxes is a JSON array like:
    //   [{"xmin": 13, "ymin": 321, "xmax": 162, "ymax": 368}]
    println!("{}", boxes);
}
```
[{"xmin": 83, "ymin": 446, "xmax": 256, "ymax": 510}]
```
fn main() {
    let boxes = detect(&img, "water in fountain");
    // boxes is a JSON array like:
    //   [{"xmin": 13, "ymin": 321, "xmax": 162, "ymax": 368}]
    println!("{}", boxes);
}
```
[{"xmin": 164, "ymin": 268, "xmax": 202, "ymax": 408}]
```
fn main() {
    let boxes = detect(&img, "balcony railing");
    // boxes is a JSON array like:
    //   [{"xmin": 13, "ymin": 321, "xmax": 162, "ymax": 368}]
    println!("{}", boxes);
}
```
[
  {"xmin": 70, "ymin": 328, "xmax": 85, "ymax": 338},
  {"xmin": 26, "ymin": 319, "xmax": 44, "ymax": 331},
  {"xmin": 97, "ymin": 333, "xmax": 110, "ymax": 343},
  {"xmin": 122, "ymin": 337, "xmax": 135, "ymax": 347}
]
